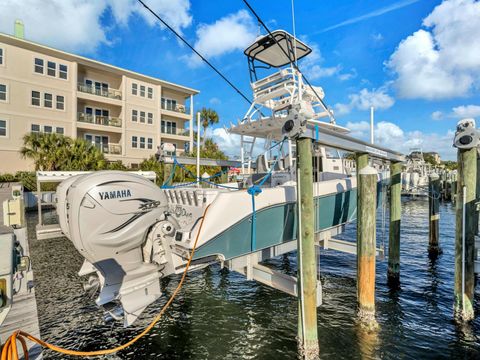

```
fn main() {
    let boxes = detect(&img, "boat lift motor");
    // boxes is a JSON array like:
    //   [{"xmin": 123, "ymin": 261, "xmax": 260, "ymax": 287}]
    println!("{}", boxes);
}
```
[{"xmin": 453, "ymin": 118, "xmax": 480, "ymax": 149}]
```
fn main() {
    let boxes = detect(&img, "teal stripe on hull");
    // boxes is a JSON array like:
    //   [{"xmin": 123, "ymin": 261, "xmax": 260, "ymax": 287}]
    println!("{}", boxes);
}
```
[{"xmin": 194, "ymin": 180, "xmax": 387, "ymax": 260}]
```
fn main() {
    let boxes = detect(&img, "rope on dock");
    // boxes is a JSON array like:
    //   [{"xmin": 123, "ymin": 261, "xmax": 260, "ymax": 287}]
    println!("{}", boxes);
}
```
[{"xmin": 0, "ymin": 205, "xmax": 212, "ymax": 360}]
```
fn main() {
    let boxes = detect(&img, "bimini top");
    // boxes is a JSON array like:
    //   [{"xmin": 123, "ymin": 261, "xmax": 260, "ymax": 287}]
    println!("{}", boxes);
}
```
[{"xmin": 244, "ymin": 30, "xmax": 312, "ymax": 67}]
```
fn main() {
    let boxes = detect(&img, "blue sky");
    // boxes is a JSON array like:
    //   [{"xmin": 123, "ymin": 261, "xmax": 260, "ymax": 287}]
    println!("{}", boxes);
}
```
[{"xmin": 1, "ymin": 0, "xmax": 479, "ymax": 160}]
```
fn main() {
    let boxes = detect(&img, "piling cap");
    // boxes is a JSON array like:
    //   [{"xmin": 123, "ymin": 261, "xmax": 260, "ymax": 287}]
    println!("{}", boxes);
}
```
[{"xmin": 358, "ymin": 165, "xmax": 378, "ymax": 175}]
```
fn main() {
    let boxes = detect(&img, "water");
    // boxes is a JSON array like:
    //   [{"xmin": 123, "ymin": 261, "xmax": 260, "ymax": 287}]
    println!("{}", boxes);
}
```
[{"xmin": 27, "ymin": 200, "xmax": 480, "ymax": 359}]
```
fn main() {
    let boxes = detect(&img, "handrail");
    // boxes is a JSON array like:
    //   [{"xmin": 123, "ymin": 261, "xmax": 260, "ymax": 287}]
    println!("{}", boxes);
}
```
[
  {"xmin": 77, "ymin": 83, "xmax": 122, "ymax": 100},
  {"xmin": 77, "ymin": 113, "xmax": 122, "ymax": 127}
]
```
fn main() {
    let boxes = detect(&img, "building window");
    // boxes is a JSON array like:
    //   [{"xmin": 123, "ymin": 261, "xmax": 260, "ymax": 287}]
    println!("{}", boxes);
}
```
[
  {"xmin": 56, "ymin": 127, "xmax": 64, "ymax": 135},
  {"xmin": 132, "ymin": 83, "xmax": 137, "ymax": 96},
  {"xmin": 0, "ymin": 48, "xmax": 3, "ymax": 65},
  {"xmin": 132, "ymin": 109, "xmax": 138, "ymax": 122},
  {"xmin": 31, "ymin": 91, "xmax": 40, "ymax": 106},
  {"xmin": 161, "ymin": 120, "xmax": 177, "ymax": 134},
  {"xmin": 139, "ymin": 137, "xmax": 145, "ymax": 149},
  {"xmin": 0, "ymin": 84, "xmax": 6, "ymax": 101},
  {"xmin": 0, "ymin": 120, "xmax": 6, "ymax": 137},
  {"xmin": 59, "ymin": 64, "xmax": 68, "ymax": 79},
  {"xmin": 44, "ymin": 93, "xmax": 53, "ymax": 108},
  {"xmin": 43, "ymin": 125, "xmax": 53, "ymax": 133},
  {"xmin": 132, "ymin": 136, "xmax": 138, "ymax": 148},
  {"xmin": 161, "ymin": 97, "xmax": 177, "ymax": 111},
  {"xmin": 147, "ymin": 112, "xmax": 153, "ymax": 124},
  {"xmin": 147, "ymin": 87, "xmax": 153, "ymax": 99},
  {"xmin": 34, "ymin": 58, "xmax": 44, "ymax": 74},
  {"xmin": 56, "ymin": 95, "xmax": 65, "ymax": 110},
  {"xmin": 139, "ymin": 111, "xmax": 145, "ymax": 123},
  {"xmin": 31, "ymin": 124, "xmax": 40, "ymax": 133},
  {"xmin": 47, "ymin": 61, "xmax": 56, "ymax": 77},
  {"xmin": 140, "ymin": 85, "xmax": 145, "ymax": 97},
  {"xmin": 147, "ymin": 138, "xmax": 153, "ymax": 150}
]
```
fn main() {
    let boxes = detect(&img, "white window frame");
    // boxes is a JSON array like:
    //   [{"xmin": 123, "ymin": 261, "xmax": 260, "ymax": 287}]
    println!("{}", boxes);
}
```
[
  {"xmin": 139, "ymin": 136, "xmax": 146, "ymax": 149},
  {"xmin": 31, "ymin": 90, "xmax": 41, "ymax": 106},
  {"xmin": 47, "ymin": 61, "xmax": 56, "ymax": 77},
  {"xmin": 44, "ymin": 93, "xmax": 53, "ymax": 108},
  {"xmin": 132, "ymin": 83, "xmax": 138, "ymax": 96},
  {"xmin": 0, "ymin": 119, "xmax": 8, "ymax": 138},
  {"xmin": 56, "ymin": 127, "xmax": 64, "ymax": 135},
  {"xmin": 0, "ymin": 48, "xmax": 4, "ymax": 67},
  {"xmin": 59, "ymin": 64, "xmax": 68, "ymax": 80},
  {"xmin": 161, "ymin": 97, "xmax": 177, "ymax": 111},
  {"xmin": 31, "ymin": 124, "xmax": 40, "ymax": 133},
  {"xmin": 84, "ymin": 133, "xmax": 110, "ymax": 152},
  {"xmin": 34, "ymin": 58, "xmax": 44, "ymax": 74},
  {"xmin": 147, "ymin": 112, "xmax": 153, "ymax": 125},
  {"xmin": 140, "ymin": 85, "xmax": 145, "ymax": 97},
  {"xmin": 147, "ymin": 87, "xmax": 153, "ymax": 99},
  {"xmin": 56, "ymin": 95, "xmax": 65, "ymax": 110},
  {"xmin": 139, "ymin": 111, "xmax": 146, "ymax": 123},
  {"xmin": 0, "ymin": 83, "xmax": 7, "ymax": 102},
  {"xmin": 147, "ymin": 138, "xmax": 153, "ymax": 150},
  {"xmin": 132, "ymin": 135, "xmax": 138, "ymax": 148},
  {"xmin": 132, "ymin": 109, "xmax": 138, "ymax": 122},
  {"xmin": 43, "ymin": 125, "xmax": 53, "ymax": 133}
]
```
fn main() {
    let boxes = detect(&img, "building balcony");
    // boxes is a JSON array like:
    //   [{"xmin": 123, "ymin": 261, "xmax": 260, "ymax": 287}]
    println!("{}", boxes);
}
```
[
  {"xmin": 77, "ymin": 83, "xmax": 122, "ymax": 100},
  {"xmin": 161, "ymin": 103, "xmax": 191, "ymax": 115},
  {"xmin": 77, "ymin": 113, "xmax": 122, "ymax": 127},
  {"xmin": 161, "ymin": 128, "xmax": 190, "ymax": 138},
  {"xmin": 99, "ymin": 143, "xmax": 122, "ymax": 155}
]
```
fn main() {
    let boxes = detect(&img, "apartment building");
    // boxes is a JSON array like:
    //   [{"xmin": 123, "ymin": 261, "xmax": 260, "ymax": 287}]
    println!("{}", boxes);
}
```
[{"xmin": 0, "ymin": 30, "xmax": 198, "ymax": 173}]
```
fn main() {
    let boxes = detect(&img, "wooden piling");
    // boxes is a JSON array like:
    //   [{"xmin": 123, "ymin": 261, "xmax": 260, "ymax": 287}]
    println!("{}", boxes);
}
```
[
  {"xmin": 476, "ymin": 153, "xmax": 480, "ymax": 235},
  {"xmin": 428, "ymin": 173, "xmax": 440, "ymax": 255},
  {"xmin": 163, "ymin": 163, "xmax": 173, "ymax": 185},
  {"xmin": 356, "ymin": 153, "xmax": 378, "ymax": 328},
  {"xmin": 388, "ymin": 161, "xmax": 402, "ymax": 285},
  {"xmin": 454, "ymin": 147, "xmax": 476, "ymax": 321},
  {"xmin": 296, "ymin": 137, "xmax": 319, "ymax": 358},
  {"xmin": 452, "ymin": 175, "xmax": 457, "ymax": 204}
]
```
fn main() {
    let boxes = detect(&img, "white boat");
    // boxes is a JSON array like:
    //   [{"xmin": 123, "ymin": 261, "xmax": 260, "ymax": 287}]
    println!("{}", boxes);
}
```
[
  {"xmin": 401, "ymin": 149, "xmax": 432, "ymax": 198},
  {"xmin": 56, "ymin": 30, "xmax": 402, "ymax": 326}
]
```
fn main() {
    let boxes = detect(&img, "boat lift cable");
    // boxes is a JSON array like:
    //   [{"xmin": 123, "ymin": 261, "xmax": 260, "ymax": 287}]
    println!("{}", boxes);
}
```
[
  {"xmin": 0, "ymin": 205, "xmax": 212, "ymax": 360},
  {"xmin": 136, "ymin": 0, "xmax": 256, "ymax": 109},
  {"xmin": 241, "ymin": 0, "xmax": 336, "ymax": 124}
]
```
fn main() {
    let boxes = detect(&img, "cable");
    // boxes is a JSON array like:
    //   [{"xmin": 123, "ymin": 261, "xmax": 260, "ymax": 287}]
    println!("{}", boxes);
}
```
[
  {"xmin": 136, "ymin": 0, "xmax": 253, "ymax": 107},
  {"xmin": 241, "ymin": 0, "xmax": 336, "ymax": 123},
  {"xmin": 1, "ymin": 205, "xmax": 211, "ymax": 360}
]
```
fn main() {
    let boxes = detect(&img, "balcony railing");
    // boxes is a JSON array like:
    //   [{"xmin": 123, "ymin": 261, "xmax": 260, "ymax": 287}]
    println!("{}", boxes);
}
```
[
  {"xmin": 161, "ymin": 128, "xmax": 190, "ymax": 137},
  {"xmin": 77, "ymin": 113, "xmax": 122, "ymax": 127},
  {"xmin": 161, "ymin": 103, "xmax": 190, "ymax": 115},
  {"xmin": 77, "ymin": 83, "xmax": 122, "ymax": 100},
  {"xmin": 97, "ymin": 143, "xmax": 121, "ymax": 155}
]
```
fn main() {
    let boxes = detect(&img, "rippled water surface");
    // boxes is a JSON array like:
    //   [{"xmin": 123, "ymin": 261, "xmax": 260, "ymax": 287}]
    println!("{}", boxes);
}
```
[{"xmin": 28, "ymin": 199, "xmax": 480, "ymax": 359}]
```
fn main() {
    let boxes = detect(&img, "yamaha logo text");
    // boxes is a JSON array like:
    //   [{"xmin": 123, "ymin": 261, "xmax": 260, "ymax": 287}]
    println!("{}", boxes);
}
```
[{"xmin": 99, "ymin": 189, "xmax": 132, "ymax": 200}]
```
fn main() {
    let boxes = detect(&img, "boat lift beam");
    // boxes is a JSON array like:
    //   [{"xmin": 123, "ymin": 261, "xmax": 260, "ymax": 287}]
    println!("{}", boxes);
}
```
[{"xmin": 304, "ymin": 124, "xmax": 405, "ymax": 163}]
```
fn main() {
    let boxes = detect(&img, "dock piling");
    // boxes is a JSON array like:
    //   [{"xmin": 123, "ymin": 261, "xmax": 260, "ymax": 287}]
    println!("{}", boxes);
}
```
[
  {"xmin": 454, "ymin": 146, "xmax": 476, "ymax": 321},
  {"xmin": 296, "ymin": 137, "xmax": 319, "ymax": 358},
  {"xmin": 388, "ymin": 161, "xmax": 402, "ymax": 286},
  {"xmin": 356, "ymin": 153, "xmax": 378, "ymax": 328},
  {"xmin": 428, "ymin": 173, "xmax": 441, "ymax": 256}
]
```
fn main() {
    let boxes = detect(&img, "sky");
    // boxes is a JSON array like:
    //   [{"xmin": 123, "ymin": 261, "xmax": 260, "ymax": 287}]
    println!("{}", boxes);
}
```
[{"xmin": 1, "ymin": 0, "xmax": 479, "ymax": 160}]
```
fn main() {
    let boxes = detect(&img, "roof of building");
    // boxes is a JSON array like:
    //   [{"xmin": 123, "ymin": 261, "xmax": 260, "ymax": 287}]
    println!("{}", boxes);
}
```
[{"xmin": 0, "ymin": 32, "xmax": 199, "ymax": 95}]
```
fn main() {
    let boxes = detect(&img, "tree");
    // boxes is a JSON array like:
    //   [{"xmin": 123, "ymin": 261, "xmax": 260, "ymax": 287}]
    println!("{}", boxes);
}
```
[
  {"xmin": 21, "ymin": 132, "xmax": 107, "ymax": 171},
  {"xmin": 199, "ymin": 107, "xmax": 219, "ymax": 146}
]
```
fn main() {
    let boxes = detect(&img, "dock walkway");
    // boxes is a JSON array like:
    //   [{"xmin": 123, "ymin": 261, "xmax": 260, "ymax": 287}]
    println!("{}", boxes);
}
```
[{"xmin": 0, "ymin": 183, "xmax": 42, "ymax": 359}]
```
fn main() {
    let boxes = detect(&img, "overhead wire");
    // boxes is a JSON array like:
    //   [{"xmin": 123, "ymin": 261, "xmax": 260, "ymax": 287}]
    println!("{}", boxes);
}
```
[{"xmin": 137, "ymin": 0, "xmax": 254, "ymax": 106}]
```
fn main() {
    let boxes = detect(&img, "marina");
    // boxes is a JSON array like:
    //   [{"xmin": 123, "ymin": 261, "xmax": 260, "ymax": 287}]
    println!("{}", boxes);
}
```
[{"xmin": 1, "ymin": 0, "xmax": 480, "ymax": 359}]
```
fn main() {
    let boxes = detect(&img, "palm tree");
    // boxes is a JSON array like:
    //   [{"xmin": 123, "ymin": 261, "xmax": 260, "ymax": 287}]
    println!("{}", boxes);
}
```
[{"xmin": 199, "ymin": 107, "xmax": 219, "ymax": 146}]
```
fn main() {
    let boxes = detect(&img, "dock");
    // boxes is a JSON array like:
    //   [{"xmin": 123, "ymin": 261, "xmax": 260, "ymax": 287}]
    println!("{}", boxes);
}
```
[{"xmin": 0, "ymin": 183, "xmax": 42, "ymax": 359}]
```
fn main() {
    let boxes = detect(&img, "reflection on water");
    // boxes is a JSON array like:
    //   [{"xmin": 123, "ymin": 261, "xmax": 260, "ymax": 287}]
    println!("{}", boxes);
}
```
[{"xmin": 27, "ymin": 199, "xmax": 480, "ymax": 359}]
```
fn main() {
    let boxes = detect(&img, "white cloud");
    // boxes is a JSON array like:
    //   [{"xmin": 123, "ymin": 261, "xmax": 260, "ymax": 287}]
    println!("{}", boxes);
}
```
[
  {"xmin": 451, "ymin": 105, "xmax": 480, "ymax": 119},
  {"xmin": 338, "ymin": 68, "xmax": 357, "ymax": 81},
  {"xmin": 209, "ymin": 97, "xmax": 221, "ymax": 105},
  {"xmin": 345, "ymin": 120, "xmax": 456, "ymax": 159},
  {"xmin": 334, "ymin": 87, "xmax": 395, "ymax": 115},
  {"xmin": 431, "ymin": 111, "xmax": 444, "ymax": 120},
  {"xmin": 0, "ymin": 0, "xmax": 192, "ymax": 54},
  {"xmin": 301, "ymin": 44, "xmax": 341, "ymax": 80},
  {"xmin": 387, "ymin": 0, "xmax": 480, "ymax": 99},
  {"xmin": 187, "ymin": 10, "xmax": 256, "ymax": 67}
]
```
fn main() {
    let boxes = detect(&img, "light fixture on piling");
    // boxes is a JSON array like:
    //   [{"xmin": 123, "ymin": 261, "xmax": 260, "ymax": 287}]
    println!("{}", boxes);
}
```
[{"xmin": 453, "ymin": 118, "xmax": 480, "ymax": 149}]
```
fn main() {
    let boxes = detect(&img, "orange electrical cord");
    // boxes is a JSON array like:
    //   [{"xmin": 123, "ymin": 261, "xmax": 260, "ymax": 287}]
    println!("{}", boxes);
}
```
[{"xmin": 1, "ymin": 205, "xmax": 211, "ymax": 360}]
